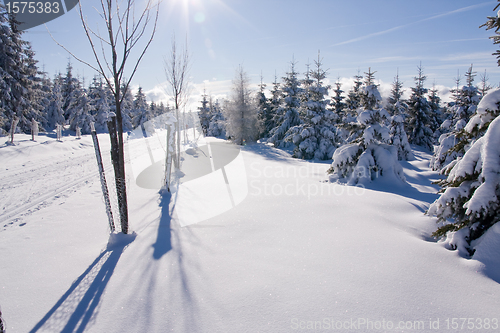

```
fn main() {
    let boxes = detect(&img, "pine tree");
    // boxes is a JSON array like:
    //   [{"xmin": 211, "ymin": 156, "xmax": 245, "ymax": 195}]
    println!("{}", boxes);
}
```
[
  {"xmin": 386, "ymin": 71, "xmax": 405, "ymax": 116},
  {"xmin": 268, "ymin": 60, "xmax": 303, "ymax": 147},
  {"xmin": 120, "ymin": 82, "xmax": 134, "ymax": 131},
  {"xmin": 431, "ymin": 66, "xmax": 480, "ymax": 171},
  {"xmin": 224, "ymin": 65, "xmax": 258, "ymax": 145},
  {"xmin": 331, "ymin": 77, "xmax": 346, "ymax": 120},
  {"xmin": 256, "ymin": 74, "xmax": 273, "ymax": 139},
  {"xmin": 300, "ymin": 62, "xmax": 314, "ymax": 119},
  {"xmin": 405, "ymin": 64, "xmax": 434, "ymax": 151},
  {"xmin": 198, "ymin": 89, "xmax": 210, "ymax": 136},
  {"xmin": 428, "ymin": 88, "xmax": 500, "ymax": 255},
  {"xmin": 428, "ymin": 2, "xmax": 500, "ymax": 254},
  {"xmin": 265, "ymin": 72, "xmax": 281, "ymax": 136},
  {"xmin": 132, "ymin": 86, "xmax": 153, "ymax": 132},
  {"xmin": 61, "ymin": 60, "xmax": 81, "ymax": 122},
  {"xmin": 207, "ymin": 97, "xmax": 225, "ymax": 137},
  {"xmin": 0, "ymin": 7, "xmax": 44, "ymax": 136},
  {"xmin": 284, "ymin": 52, "xmax": 338, "ymax": 160},
  {"xmin": 88, "ymin": 76, "xmax": 113, "ymax": 132},
  {"xmin": 68, "ymin": 81, "xmax": 94, "ymax": 134},
  {"xmin": 328, "ymin": 71, "xmax": 405, "ymax": 185},
  {"xmin": 345, "ymin": 70, "xmax": 363, "ymax": 115},
  {"xmin": 359, "ymin": 68, "xmax": 381, "ymax": 111},
  {"xmin": 478, "ymin": 70, "xmax": 492, "ymax": 98},
  {"xmin": 44, "ymin": 74, "xmax": 65, "ymax": 130},
  {"xmin": 386, "ymin": 72, "xmax": 412, "ymax": 160}
]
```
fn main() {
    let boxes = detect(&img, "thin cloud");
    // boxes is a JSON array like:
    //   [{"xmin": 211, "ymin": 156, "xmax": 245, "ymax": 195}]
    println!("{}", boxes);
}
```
[
  {"xmin": 330, "ymin": 2, "xmax": 494, "ymax": 47},
  {"xmin": 370, "ymin": 56, "xmax": 424, "ymax": 64},
  {"xmin": 441, "ymin": 51, "xmax": 495, "ymax": 62}
]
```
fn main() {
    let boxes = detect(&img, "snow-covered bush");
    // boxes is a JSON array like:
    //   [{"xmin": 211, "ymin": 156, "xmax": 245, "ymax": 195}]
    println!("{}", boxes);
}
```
[
  {"xmin": 328, "ymin": 82, "xmax": 406, "ymax": 186},
  {"xmin": 428, "ymin": 89, "xmax": 500, "ymax": 254}
]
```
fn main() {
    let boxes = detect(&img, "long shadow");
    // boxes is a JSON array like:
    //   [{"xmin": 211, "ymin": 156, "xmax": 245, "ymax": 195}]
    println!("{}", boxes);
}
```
[
  {"xmin": 152, "ymin": 191, "xmax": 172, "ymax": 259},
  {"xmin": 243, "ymin": 142, "xmax": 297, "ymax": 163},
  {"xmin": 29, "ymin": 235, "xmax": 135, "ymax": 333},
  {"xmin": 362, "ymin": 178, "xmax": 439, "ymax": 205}
]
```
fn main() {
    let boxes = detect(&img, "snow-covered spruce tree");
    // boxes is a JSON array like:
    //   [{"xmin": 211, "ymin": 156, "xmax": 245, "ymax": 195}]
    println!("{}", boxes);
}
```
[
  {"xmin": 44, "ymin": 74, "xmax": 65, "ymax": 130},
  {"xmin": 256, "ymin": 74, "xmax": 273, "ymax": 139},
  {"xmin": 431, "ymin": 66, "xmax": 480, "ymax": 171},
  {"xmin": 405, "ymin": 64, "xmax": 435, "ymax": 151},
  {"xmin": 344, "ymin": 70, "xmax": 363, "ymax": 117},
  {"xmin": 224, "ymin": 65, "xmax": 258, "ymax": 145},
  {"xmin": 427, "ymin": 88, "xmax": 500, "ymax": 255},
  {"xmin": 119, "ymin": 82, "xmax": 134, "ymax": 132},
  {"xmin": 386, "ymin": 71, "xmax": 405, "ymax": 116},
  {"xmin": 0, "ymin": 7, "xmax": 44, "ymax": 136},
  {"xmin": 445, "ymin": 65, "xmax": 480, "ymax": 131},
  {"xmin": 331, "ymin": 78, "xmax": 348, "ymax": 142},
  {"xmin": 385, "ymin": 72, "xmax": 412, "ymax": 160},
  {"xmin": 331, "ymin": 77, "xmax": 346, "ymax": 120},
  {"xmin": 207, "ymin": 97, "xmax": 225, "ymax": 138},
  {"xmin": 268, "ymin": 60, "xmax": 303, "ymax": 147},
  {"xmin": 299, "ymin": 62, "xmax": 313, "ymax": 118},
  {"xmin": 37, "ymin": 72, "xmax": 54, "ymax": 131},
  {"xmin": 198, "ymin": 89, "xmax": 210, "ymax": 136},
  {"xmin": 264, "ymin": 73, "xmax": 281, "ymax": 137},
  {"xmin": 61, "ymin": 60, "xmax": 81, "ymax": 122},
  {"xmin": 88, "ymin": 76, "xmax": 113, "ymax": 132},
  {"xmin": 284, "ymin": 53, "xmax": 338, "ymax": 160},
  {"xmin": 132, "ymin": 86, "xmax": 153, "ymax": 132},
  {"xmin": 68, "ymin": 82, "xmax": 94, "ymax": 134},
  {"xmin": 478, "ymin": 70, "xmax": 492, "ymax": 98},
  {"xmin": 328, "ymin": 70, "xmax": 405, "ymax": 185}
]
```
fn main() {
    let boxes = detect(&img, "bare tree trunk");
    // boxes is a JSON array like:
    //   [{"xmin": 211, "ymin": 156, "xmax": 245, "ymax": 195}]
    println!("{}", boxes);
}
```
[
  {"xmin": 164, "ymin": 35, "xmax": 190, "ymax": 169},
  {"xmin": 113, "ymin": 88, "xmax": 129, "ymax": 234},
  {"xmin": 49, "ymin": 0, "xmax": 159, "ymax": 234}
]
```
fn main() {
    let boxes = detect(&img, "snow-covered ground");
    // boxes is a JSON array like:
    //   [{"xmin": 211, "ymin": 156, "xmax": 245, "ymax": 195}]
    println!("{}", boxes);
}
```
[{"xmin": 1, "ymin": 132, "xmax": 499, "ymax": 332}]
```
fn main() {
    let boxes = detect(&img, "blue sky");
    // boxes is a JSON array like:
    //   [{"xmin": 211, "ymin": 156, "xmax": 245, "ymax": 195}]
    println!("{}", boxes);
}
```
[{"xmin": 22, "ymin": 0, "xmax": 500, "ymax": 108}]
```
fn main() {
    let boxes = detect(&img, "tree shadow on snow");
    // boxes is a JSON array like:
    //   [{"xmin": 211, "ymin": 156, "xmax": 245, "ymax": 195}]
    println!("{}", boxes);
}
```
[
  {"xmin": 29, "ymin": 233, "xmax": 136, "ymax": 333},
  {"xmin": 243, "ymin": 142, "xmax": 297, "ymax": 163},
  {"xmin": 152, "ymin": 190, "xmax": 172, "ymax": 259},
  {"xmin": 362, "ymin": 177, "xmax": 439, "ymax": 206}
]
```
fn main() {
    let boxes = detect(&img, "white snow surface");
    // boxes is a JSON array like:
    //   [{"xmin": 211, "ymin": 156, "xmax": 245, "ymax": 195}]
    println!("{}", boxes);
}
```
[{"xmin": 1, "ymin": 134, "xmax": 500, "ymax": 333}]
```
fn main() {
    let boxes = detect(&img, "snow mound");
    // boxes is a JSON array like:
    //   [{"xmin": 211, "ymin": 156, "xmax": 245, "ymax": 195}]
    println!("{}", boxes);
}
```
[
  {"xmin": 107, "ymin": 231, "xmax": 137, "ymax": 250},
  {"xmin": 472, "ymin": 223, "xmax": 500, "ymax": 282}
]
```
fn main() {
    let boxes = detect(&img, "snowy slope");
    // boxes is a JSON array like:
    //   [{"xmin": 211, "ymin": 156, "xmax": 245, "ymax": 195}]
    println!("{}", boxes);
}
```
[{"xmin": 1, "ymin": 134, "xmax": 499, "ymax": 333}]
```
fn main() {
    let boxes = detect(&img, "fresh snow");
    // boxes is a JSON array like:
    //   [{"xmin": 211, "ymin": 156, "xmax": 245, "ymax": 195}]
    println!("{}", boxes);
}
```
[{"xmin": 1, "ymin": 132, "xmax": 500, "ymax": 333}]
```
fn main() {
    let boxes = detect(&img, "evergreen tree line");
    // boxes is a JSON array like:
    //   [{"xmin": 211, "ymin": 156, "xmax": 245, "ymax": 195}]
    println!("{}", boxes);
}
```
[
  {"xmin": 0, "ymin": 5, "xmax": 169, "ymax": 137},
  {"xmin": 198, "ymin": 54, "xmax": 493, "ymax": 163}
]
